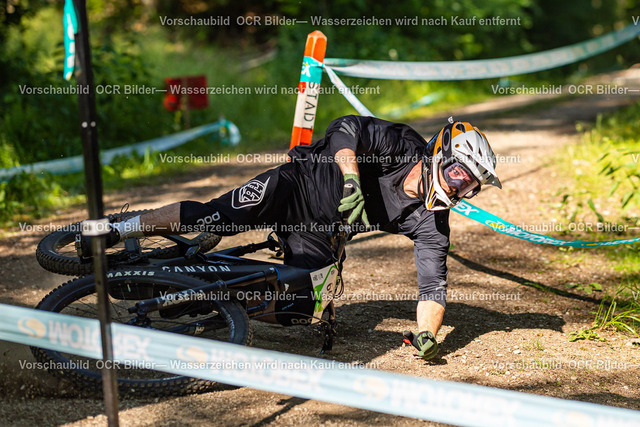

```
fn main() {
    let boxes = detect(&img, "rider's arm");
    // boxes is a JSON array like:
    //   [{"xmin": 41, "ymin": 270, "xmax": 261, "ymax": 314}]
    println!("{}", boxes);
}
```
[
  {"xmin": 323, "ymin": 116, "xmax": 362, "ymax": 177},
  {"xmin": 326, "ymin": 116, "xmax": 369, "ymax": 224},
  {"xmin": 334, "ymin": 148, "xmax": 360, "ymax": 176},
  {"xmin": 401, "ymin": 207, "xmax": 451, "ymax": 308}
]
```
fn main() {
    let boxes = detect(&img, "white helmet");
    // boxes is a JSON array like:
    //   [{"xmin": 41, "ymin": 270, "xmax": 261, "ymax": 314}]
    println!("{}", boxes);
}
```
[{"xmin": 422, "ymin": 121, "xmax": 502, "ymax": 211}]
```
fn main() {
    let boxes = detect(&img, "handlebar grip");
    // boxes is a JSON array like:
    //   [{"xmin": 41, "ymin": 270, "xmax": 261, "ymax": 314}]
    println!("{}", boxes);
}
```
[{"xmin": 342, "ymin": 182, "xmax": 355, "ymax": 199}]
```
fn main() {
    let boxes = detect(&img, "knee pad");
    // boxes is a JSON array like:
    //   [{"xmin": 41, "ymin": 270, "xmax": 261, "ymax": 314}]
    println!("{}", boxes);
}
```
[{"xmin": 179, "ymin": 200, "xmax": 234, "ymax": 235}]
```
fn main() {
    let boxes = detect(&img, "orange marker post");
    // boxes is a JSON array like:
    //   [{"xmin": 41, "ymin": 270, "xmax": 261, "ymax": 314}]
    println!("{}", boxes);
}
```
[{"xmin": 289, "ymin": 31, "xmax": 327, "ymax": 149}]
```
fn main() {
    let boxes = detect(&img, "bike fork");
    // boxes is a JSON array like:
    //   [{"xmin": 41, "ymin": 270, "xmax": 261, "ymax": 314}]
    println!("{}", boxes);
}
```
[{"xmin": 321, "ymin": 301, "xmax": 337, "ymax": 354}]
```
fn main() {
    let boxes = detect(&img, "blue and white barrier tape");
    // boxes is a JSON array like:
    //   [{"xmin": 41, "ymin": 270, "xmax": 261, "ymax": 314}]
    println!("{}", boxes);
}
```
[
  {"xmin": 453, "ymin": 200, "xmax": 640, "ymax": 247},
  {"xmin": 325, "ymin": 67, "xmax": 442, "ymax": 119},
  {"xmin": 323, "ymin": 24, "xmax": 640, "ymax": 80},
  {"xmin": 0, "ymin": 120, "xmax": 240, "ymax": 181},
  {"xmin": 323, "ymin": 66, "xmax": 374, "ymax": 116},
  {"xmin": 2, "ymin": 302, "xmax": 640, "ymax": 426}
]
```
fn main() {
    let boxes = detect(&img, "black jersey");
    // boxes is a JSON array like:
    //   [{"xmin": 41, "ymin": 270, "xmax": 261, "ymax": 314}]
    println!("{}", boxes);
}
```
[{"xmin": 288, "ymin": 115, "xmax": 450, "ymax": 306}]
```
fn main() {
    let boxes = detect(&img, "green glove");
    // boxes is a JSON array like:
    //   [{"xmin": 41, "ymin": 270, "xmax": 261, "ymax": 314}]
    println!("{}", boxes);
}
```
[
  {"xmin": 338, "ymin": 174, "xmax": 370, "ymax": 226},
  {"xmin": 403, "ymin": 330, "xmax": 439, "ymax": 360}
]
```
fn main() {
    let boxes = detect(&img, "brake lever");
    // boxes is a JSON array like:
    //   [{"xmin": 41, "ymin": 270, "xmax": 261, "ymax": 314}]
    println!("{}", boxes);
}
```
[{"xmin": 267, "ymin": 232, "xmax": 285, "ymax": 257}]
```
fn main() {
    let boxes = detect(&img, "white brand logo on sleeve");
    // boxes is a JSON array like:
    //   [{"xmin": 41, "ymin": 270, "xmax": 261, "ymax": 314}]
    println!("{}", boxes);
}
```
[{"xmin": 232, "ymin": 177, "xmax": 271, "ymax": 209}]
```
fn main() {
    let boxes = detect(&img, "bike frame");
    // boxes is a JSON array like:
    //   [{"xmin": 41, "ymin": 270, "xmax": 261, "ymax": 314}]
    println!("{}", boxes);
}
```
[{"xmin": 123, "ymin": 225, "xmax": 350, "ymax": 351}]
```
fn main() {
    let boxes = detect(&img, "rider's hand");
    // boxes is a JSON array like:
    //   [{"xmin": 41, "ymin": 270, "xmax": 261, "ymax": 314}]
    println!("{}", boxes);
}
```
[
  {"xmin": 403, "ymin": 330, "xmax": 439, "ymax": 360},
  {"xmin": 338, "ymin": 174, "xmax": 370, "ymax": 226}
]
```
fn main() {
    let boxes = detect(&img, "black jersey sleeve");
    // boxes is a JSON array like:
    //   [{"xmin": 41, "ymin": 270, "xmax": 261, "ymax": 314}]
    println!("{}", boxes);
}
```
[
  {"xmin": 325, "ymin": 115, "xmax": 363, "ymax": 154},
  {"xmin": 400, "ymin": 207, "xmax": 451, "ymax": 308}
]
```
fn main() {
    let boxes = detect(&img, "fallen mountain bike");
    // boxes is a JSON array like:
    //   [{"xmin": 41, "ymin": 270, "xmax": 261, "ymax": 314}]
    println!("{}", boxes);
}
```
[{"xmin": 31, "ymin": 204, "xmax": 352, "ymax": 397}]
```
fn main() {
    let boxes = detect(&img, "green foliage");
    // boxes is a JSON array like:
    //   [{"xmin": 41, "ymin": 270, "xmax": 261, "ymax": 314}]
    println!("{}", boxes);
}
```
[
  {"xmin": 569, "ymin": 327, "xmax": 606, "ymax": 342},
  {"xmin": 590, "ymin": 106, "xmax": 640, "ymax": 210},
  {"xmin": 553, "ymin": 101, "xmax": 640, "ymax": 224},
  {"xmin": 0, "ymin": 7, "xmax": 175, "ymax": 168},
  {"xmin": 0, "ymin": 172, "xmax": 77, "ymax": 224},
  {"xmin": 149, "ymin": 0, "xmax": 640, "ymax": 70},
  {"xmin": 531, "ymin": 339, "xmax": 544, "ymax": 351}
]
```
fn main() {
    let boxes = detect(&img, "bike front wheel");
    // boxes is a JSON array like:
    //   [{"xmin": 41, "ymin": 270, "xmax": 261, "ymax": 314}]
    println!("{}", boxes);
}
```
[
  {"xmin": 30, "ymin": 269, "xmax": 251, "ymax": 397},
  {"xmin": 36, "ymin": 210, "xmax": 222, "ymax": 275}
]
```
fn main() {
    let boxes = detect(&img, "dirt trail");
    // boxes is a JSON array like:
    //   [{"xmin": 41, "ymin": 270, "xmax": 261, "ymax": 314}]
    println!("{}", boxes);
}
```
[{"xmin": 2, "ymin": 70, "xmax": 640, "ymax": 426}]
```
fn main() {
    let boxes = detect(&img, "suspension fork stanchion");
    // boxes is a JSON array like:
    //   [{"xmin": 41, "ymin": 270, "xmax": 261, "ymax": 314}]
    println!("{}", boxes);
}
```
[
  {"xmin": 71, "ymin": 0, "xmax": 119, "ymax": 424},
  {"xmin": 321, "ymin": 234, "xmax": 345, "ymax": 353},
  {"xmin": 321, "ymin": 185, "xmax": 355, "ymax": 353}
]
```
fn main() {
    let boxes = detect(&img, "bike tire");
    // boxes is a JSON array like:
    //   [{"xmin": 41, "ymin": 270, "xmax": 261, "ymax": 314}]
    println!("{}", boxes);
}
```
[
  {"xmin": 30, "ymin": 269, "xmax": 251, "ymax": 397},
  {"xmin": 36, "ymin": 210, "xmax": 222, "ymax": 276}
]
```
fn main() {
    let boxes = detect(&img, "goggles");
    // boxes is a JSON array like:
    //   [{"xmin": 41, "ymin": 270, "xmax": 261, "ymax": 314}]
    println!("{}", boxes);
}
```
[{"xmin": 441, "ymin": 161, "xmax": 480, "ymax": 201}]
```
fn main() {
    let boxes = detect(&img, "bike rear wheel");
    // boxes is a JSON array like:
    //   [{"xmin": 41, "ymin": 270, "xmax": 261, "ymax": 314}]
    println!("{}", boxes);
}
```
[
  {"xmin": 30, "ymin": 269, "xmax": 251, "ymax": 397},
  {"xmin": 36, "ymin": 210, "xmax": 221, "ymax": 276}
]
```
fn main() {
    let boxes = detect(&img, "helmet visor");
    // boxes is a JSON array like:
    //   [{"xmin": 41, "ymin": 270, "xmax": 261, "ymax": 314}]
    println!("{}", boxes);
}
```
[{"xmin": 442, "ymin": 162, "xmax": 480, "ymax": 200}]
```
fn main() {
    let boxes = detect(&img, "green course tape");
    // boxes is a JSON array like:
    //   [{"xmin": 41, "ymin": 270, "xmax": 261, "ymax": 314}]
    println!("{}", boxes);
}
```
[
  {"xmin": 63, "ymin": 0, "xmax": 78, "ymax": 81},
  {"xmin": 453, "ymin": 200, "xmax": 640, "ymax": 247}
]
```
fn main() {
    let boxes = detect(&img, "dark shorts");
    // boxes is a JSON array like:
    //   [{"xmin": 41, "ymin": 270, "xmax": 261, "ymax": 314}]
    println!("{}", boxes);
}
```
[{"xmin": 180, "ymin": 162, "xmax": 338, "ymax": 269}]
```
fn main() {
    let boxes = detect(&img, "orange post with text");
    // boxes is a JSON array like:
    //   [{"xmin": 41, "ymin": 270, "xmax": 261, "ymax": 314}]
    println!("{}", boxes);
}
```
[{"xmin": 289, "ymin": 31, "xmax": 327, "ymax": 149}]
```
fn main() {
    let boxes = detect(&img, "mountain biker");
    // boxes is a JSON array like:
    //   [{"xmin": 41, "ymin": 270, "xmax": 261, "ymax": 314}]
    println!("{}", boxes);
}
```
[{"xmin": 78, "ymin": 115, "xmax": 501, "ymax": 360}]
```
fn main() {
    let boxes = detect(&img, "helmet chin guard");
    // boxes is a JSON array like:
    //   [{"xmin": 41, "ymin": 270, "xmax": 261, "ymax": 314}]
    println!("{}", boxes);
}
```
[{"xmin": 423, "ymin": 153, "xmax": 455, "ymax": 211}]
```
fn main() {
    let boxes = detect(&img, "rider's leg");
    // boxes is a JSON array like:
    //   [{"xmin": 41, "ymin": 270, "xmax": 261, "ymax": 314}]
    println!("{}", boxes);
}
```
[
  {"xmin": 78, "ymin": 163, "xmax": 304, "ymax": 256},
  {"xmin": 417, "ymin": 300, "xmax": 444, "ymax": 335},
  {"xmin": 137, "ymin": 202, "xmax": 181, "ymax": 236},
  {"xmin": 109, "ymin": 203, "xmax": 181, "ymax": 240},
  {"xmin": 107, "ymin": 163, "xmax": 301, "ymax": 245},
  {"xmin": 279, "ymin": 230, "xmax": 335, "ymax": 269},
  {"xmin": 110, "ymin": 200, "xmax": 236, "ymax": 241}
]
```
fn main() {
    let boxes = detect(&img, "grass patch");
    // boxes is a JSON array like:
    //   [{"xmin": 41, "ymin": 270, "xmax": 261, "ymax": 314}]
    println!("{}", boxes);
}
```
[{"xmin": 569, "ymin": 280, "xmax": 640, "ymax": 342}]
